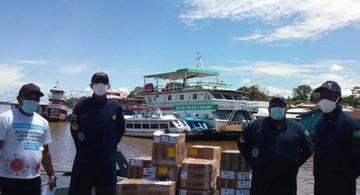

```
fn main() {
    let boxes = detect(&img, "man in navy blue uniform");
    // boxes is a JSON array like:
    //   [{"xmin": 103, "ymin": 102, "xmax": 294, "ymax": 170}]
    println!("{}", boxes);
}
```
[
  {"xmin": 68, "ymin": 72, "xmax": 125, "ymax": 195},
  {"xmin": 313, "ymin": 81, "xmax": 360, "ymax": 195},
  {"xmin": 237, "ymin": 96, "xmax": 312, "ymax": 195}
]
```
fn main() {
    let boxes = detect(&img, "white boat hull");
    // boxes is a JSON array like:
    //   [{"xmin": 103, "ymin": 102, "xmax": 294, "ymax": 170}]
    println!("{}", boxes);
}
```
[{"xmin": 124, "ymin": 128, "xmax": 186, "ymax": 138}]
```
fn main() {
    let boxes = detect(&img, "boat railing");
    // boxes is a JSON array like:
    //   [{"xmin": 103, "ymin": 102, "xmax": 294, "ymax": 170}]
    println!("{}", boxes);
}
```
[{"xmin": 143, "ymin": 80, "xmax": 232, "ymax": 93}]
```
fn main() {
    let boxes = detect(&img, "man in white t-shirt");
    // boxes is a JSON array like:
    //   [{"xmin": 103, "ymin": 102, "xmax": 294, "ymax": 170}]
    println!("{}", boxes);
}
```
[{"xmin": 0, "ymin": 83, "xmax": 56, "ymax": 195}]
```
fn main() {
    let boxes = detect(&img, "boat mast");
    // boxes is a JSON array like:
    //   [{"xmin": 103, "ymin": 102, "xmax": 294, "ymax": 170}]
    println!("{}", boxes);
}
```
[{"xmin": 196, "ymin": 52, "xmax": 204, "ymax": 70}]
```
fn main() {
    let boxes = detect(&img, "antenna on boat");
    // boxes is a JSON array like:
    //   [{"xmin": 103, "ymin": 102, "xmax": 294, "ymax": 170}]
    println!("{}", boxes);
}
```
[
  {"xmin": 196, "ymin": 52, "xmax": 204, "ymax": 70},
  {"xmin": 55, "ymin": 80, "xmax": 59, "ymax": 88}
]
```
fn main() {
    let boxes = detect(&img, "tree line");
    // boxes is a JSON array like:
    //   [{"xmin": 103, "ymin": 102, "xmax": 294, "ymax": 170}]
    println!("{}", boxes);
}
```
[
  {"xmin": 237, "ymin": 84, "xmax": 360, "ymax": 108},
  {"xmin": 66, "ymin": 85, "xmax": 360, "ymax": 108}
]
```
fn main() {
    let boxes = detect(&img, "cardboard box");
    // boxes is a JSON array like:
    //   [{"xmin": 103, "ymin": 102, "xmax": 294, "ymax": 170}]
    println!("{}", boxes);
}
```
[
  {"xmin": 128, "ymin": 156, "xmax": 181, "ymax": 182},
  {"xmin": 180, "ymin": 158, "xmax": 217, "ymax": 190},
  {"xmin": 128, "ymin": 156, "xmax": 156, "ymax": 179},
  {"xmin": 219, "ymin": 179, "xmax": 251, "ymax": 189},
  {"xmin": 219, "ymin": 171, "xmax": 251, "ymax": 188},
  {"xmin": 117, "ymin": 179, "xmax": 176, "ymax": 195},
  {"xmin": 152, "ymin": 133, "xmax": 186, "ymax": 166},
  {"xmin": 178, "ymin": 188, "xmax": 216, "ymax": 195},
  {"xmin": 156, "ymin": 164, "xmax": 180, "ymax": 182},
  {"xmin": 220, "ymin": 188, "xmax": 250, "ymax": 195},
  {"xmin": 187, "ymin": 145, "xmax": 221, "ymax": 175},
  {"xmin": 220, "ymin": 150, "xmax": 250, "ymax": 172}
]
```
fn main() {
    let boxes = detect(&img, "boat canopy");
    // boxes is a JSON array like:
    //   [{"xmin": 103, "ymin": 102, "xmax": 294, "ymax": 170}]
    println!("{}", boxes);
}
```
[{"xmin": 144, "ymin": 68, "xmax": 219, "ymax": 80}]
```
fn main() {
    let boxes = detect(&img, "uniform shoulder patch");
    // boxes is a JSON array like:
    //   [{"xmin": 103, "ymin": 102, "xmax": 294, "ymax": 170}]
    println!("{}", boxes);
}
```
[
  {"xmin": 252, "ymin": 148, "xmax": 259, "ymax": 158},
  {"xmin": 239, "ymin": 136, "xmax": 245, "ymax": 144},
  {"xmin": 112, "ymin": 114, "xmax": 117, "ymax": 120},
  {"xmin": 353, "ymin": 130, "xmax": 360, "ymax": 138},
  {"xmin": 71, "ymin": 121, "xmax": 79, "ymax": 131},
  {"xmin": 304, "ymin": 129, "xmax": 310, "ymax": 137}
]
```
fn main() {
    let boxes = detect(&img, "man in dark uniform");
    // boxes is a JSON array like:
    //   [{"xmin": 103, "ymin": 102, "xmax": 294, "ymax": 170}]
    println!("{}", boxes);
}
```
[
  {"xmin": 237, "ymin": 96, "xmax": 312, "ymax": 195},
  {"xmin": 68, "ymin": 72, "xmax": 125, "ymax": 195},
  {"xmin": 313, "ymin": 81, "xmax": 360, "ymax": 195}
]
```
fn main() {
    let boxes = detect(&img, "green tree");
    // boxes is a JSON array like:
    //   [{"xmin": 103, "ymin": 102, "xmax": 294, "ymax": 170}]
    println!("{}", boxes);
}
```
[
  {"xmin": 293, "ymin": 85, "xmax": 312, "ymax": 101},
  {"xmin": 66, "ymin": 97, "xmax": 79, "ymax": 108},
  {"xmin": 342, "ymin": 96, "xmax": 355, "ymax": 107},
  {"xmin": 238, "ymin": 85, "xmax": 269, "ymax": 101},
  {"xmin": 127, "ymin": 86, "xmax": 143, "ymax": 98},
  {"xmin": 351, "ymin": 86, "xmax": 360, "ymax": 108},
  {"xmin": 309, "ymin": 90, "xmax": 320, "ymax": 103}
]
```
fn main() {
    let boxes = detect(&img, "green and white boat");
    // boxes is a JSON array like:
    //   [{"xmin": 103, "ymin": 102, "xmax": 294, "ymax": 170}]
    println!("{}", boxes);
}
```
[{"xmin": 140, "ymin": 55, "xmax": 258, "ymax": 138}]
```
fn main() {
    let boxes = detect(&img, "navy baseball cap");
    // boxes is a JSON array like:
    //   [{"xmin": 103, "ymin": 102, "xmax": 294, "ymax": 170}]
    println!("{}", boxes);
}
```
[
  {"xmin": 315, "ymin": 81, "xmax": 341, "ymax": 96},
  {"xmin": 91, "ymin": 72, "xmax": 109, "ymax": 84},
  {"xmin": 18, "ymin": 83, "xmax": 44, "ymax": 97},
  {"xmin": 269, "ymin": 95, "xmax": 287, "ymax": 105}
]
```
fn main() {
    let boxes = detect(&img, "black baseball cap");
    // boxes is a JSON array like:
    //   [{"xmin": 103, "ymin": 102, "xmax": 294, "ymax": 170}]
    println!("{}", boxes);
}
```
[
  {"xmin": 91, "ymin": 72, "xmax": 109, "ymax": 84},
  {"xmin": 18, "ymin": 83, "xmax": 44, "ymax": 97},
  {"xmin": 269, "ymin": 95, "xmax": 287, "ymax": 105},
  {"xmin": 315, "ymin": 81, "xmax": 341, "ymax": 96}
]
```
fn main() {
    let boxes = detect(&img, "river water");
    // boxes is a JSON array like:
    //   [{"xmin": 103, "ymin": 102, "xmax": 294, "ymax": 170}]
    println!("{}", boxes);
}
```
[{"xmin": 0, "ymin": 105, "xmax": 359, "ymax": 194}]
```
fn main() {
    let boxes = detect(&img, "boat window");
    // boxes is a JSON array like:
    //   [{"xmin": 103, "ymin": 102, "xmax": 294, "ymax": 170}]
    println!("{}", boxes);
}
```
[
  {"xmin": 213, "ymin": 94, "xmax": 223, "ymax": 99},
  {"xmin": 150, "ymin": 123, "xmax": 159, "ymax": 129},
  {"xmin": 167, "ymin": 95, "xmax": 172, "ymax": 101},
  {"xmin": 180, "ymin": 94, "xmax": 184, "ymax": 100},
  {"xmin": 193, "ymin": 121, "xmax": 200, "ymax": 128},
  {"xmin": 177, "ymin": 120, "xmax": 186, "ymax": 126},
  {"xmin": 212, "ymin": 110, "xmax": 232, "ymax": 120},
  {"xmin": 142, "ymin": 123, "xmax": 150, "ymax": 129},
  {"xmin": 160, "ymin": 123, "xmax": 168, "ymax": 129},
  {"xmin": 192, "ymin": 93, "xmax": 198, "ymax": 99},
  {"xmin": 126, "ymin": 123, "xmax": 133, "ymax": 128},
  {"xmin": 188, "ymin": 122, "xmax": 195, "ymax": 128},
  {"xmin": 169, "ymin": 122, "xmax": 176, "ymax": 128},
  {"xmin": 232, "ymin": 111, "xmax": 247, "ymax": 121},
  {"xmin": 134, "ymin": 123, "xmax": 141, "ymax": 128},
  {"xmin": 223, "ymin": 95, "xmax": 233, "ymax": 100}
]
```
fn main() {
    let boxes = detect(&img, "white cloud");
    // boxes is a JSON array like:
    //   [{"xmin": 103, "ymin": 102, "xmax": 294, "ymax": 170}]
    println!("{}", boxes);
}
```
[
  {"xmin": 329, "ymin": 64, "xmax": 344, "ymax": 72},
  {"xmin": 13, "ymin": 60, "xmax": 47, "ymax": 65},
  {"xmin": 240, "ymin": 78, "xmax": 251, "ymax": 85},
  {"xmin": 180, "ymin": 0, "xmax": 360, "ymax": 42},
  {"xmin": 212, "ymin": 61, "xmax": 312, "ymax": 76},
  {"xmin": 265, "ymin": 85, "xmax": 293, "ymax": 97},
  {"xmin": 210, "ymin": 59, "xmax": 360, "ymax": 96},
  {"xmin": 60, "ymin": 64, "xmax": 88, "ymax": 75},
  {"xmin": 112, "ymin": 87, "xmax": 130, "ymax": 97},
  {"xmin": 69, "ymin": 88, "xmax": 92, "ymax": 98},
  {"xmin": 0, "ymin": 65, "xmax": 24, "ymax": 88}
]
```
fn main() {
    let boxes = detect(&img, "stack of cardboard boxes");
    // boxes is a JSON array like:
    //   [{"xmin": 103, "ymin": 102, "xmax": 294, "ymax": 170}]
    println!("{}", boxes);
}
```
[
  {"xmin": 219, "ymin": 150, "xmax": 251, "ymax": 195},
  {"xmin": 128, "ymin": 156, "xmax": 156, "ymax": 180},
  {"xmin": 119, "ymin": 132, "xmax": 252, "ymax": 195},
  {"xmin": 152, "ymin": 132, "xmax": 185, "ymax": 183},
  {"xmin": 179, "ymin": 158, "xmax": 217, "ymax": 195},
  {"xmin": 118, "ymin": 131, "xmax": 186, "ymax": 195},
  {"xmin": 187, "ymin": 145, "xmax": 221, "ymax": 176},
  {"xmin": 178, "ymin": 145, "xmax": 221, "ymax": 195},
  {"xmin": 117, "ymin": 179, "xmax": 176, "ymax": 195}
]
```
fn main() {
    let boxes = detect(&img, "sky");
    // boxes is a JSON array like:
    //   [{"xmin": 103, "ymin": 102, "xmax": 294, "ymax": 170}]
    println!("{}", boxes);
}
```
[{"xmin": 1, "ymin": 0, "xmax": 360, "ymax": 101}]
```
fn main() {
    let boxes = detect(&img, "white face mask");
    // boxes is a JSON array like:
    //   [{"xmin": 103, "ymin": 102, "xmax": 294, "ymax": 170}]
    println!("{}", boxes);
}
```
[
  {"xmin": 92, "ymin": 83, "xmax": 108, "ymax": 96},
  {"xmin": 319, "ymin": 97, "xmax": 339, "ymax": 113}
]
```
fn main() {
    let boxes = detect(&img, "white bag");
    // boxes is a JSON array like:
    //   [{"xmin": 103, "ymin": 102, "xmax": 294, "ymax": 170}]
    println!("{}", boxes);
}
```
[{"xmin": 41, "ymin": 185, "xmax": 56, "ymax": 195}]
